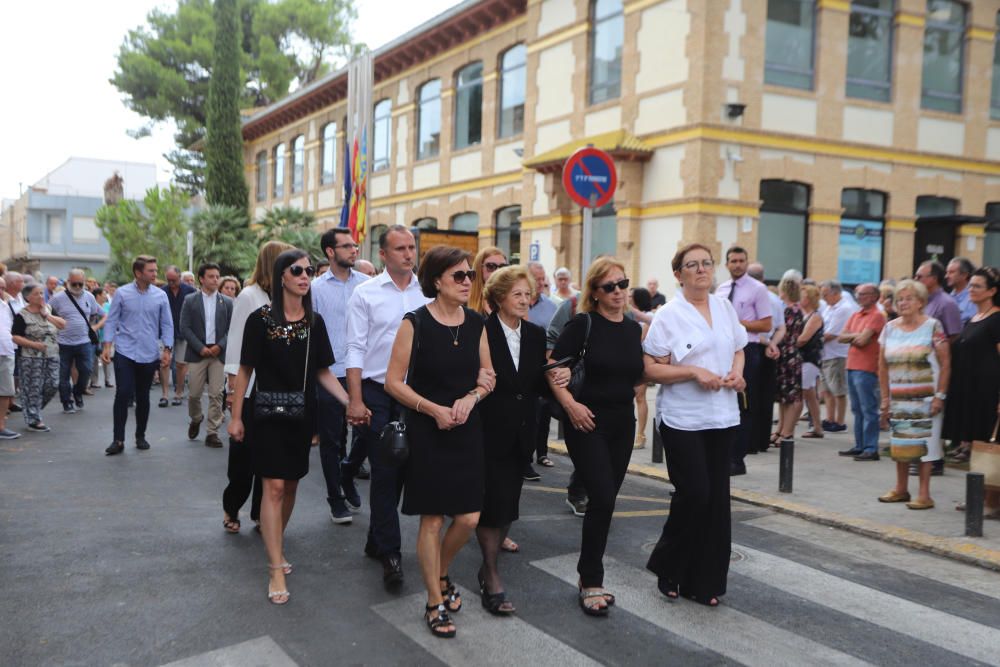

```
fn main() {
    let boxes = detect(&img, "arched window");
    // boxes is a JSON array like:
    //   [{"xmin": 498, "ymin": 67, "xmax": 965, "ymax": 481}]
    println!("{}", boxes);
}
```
[
  {"xmin": 838, "ymin": 188, "xmax": 887, "ymax": 286},
  {"xmin": 272, "ymin": 143, "xmax": 286, "ymax": 198},
  {"xmin": 454, "ymin": 62, "xmax": 483, "ymax": 149},
  {"xmin": 495, "ymin": 206, "xmax": 521, "ymax": 264},
  {"xmin": 373, "ymin": 100, "xmax": 392, "ymax": 171},
  {"xmin": 417, "ymin": 80, "xmax": 441, "ymax": 160},
  {"xmin": 255, "ymin": 151, "xmax": 267, "ymax": 202},
  {"xmin": 589, "ymin": 0, "xmax": 624, "ymax": 104},
  {"xmin": 498, "ymin": 45, "xmax": 526, "ymax": 138},
  {"xmin": 757, "ymin": 180, "xmax": 810, "ymax": 282},
  {"xmin": 290, "ymin": 135, "xmax": 305, "ymax": 193},
  {"xmin": 414, "ymin": 217, "xmax": 438, "ymax": 230},
  {"xmin": 320, "ymin": 122, "xmax": 337, "ymax": 185},
  {"xmin": 450, "ymin": 212, "xmax": 479, "ymax": 232}
]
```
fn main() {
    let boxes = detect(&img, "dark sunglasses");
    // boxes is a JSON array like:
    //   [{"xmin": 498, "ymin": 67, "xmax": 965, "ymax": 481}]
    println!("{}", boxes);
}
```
[
  {"xmin": 450, "ymin": 270, "xmax": 476, "ymax": 283},
  {"xmin": 70, "ymin": 282, "xmax": 84, "ymax": 288},
  {"xmin": 484, "ymin": 262, "xmax": 509, "ymax": 272},
  {"xmin": 288, "ymin": 265, "xmax": 316, "ymax": 278},
  {"xmin": 597, "ymin": 278, "xmax": 630, "ymax": 293}
]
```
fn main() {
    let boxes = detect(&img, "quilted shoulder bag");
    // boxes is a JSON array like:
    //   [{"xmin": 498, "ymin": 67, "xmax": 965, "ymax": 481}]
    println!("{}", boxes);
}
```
[
  {"xmin": 547, "ymin": 313, "xmax": 591, "ymax": 422},
  {"xmin": 254, "ymin": 324, "xmax": 310, "ymax": 422},
  {"xmin": 378, "ymin": 308, "xmax": 422, "ymax": 467}
]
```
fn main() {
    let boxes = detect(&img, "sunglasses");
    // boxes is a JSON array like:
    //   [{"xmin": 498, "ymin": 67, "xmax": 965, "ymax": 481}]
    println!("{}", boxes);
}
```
[
  {"xmin": 70, "ymin": 282, "xmax": 84, "ymax": 288},
  {"xmin": 450, "ymin": 270, "xmax": 476, "ymax": 283},
  {"xmin": 597, "ymin": 278, "xmax": 630, "ymax": 293},
  {"xmin": 484, "ymin": 262, "xmax": 508, "ymax": 272},
  {"xmin": 288, "ymin": 265, "xmax": 316, "ymax": 277}
]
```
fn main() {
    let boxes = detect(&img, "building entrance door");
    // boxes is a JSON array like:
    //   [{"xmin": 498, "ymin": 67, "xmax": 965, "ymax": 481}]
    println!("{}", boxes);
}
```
[{"xmin": 913, "ymin": 218, "xmax": 957, "ymax": 272}]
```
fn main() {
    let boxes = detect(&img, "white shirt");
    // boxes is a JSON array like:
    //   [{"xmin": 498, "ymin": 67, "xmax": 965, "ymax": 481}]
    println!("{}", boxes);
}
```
[
  {"xmin": 0, "ymin": 301, "xmax": 14, "ymax": 357},
  {"xmin": 767, "ymin": 291, "xmax": 784, "ymax": 339},
  {"xmin": 224, "ymin": 284, "xmax": 270, "ymax": 397},
  {"xmin": 821, "ymin": 297, "xmax": 859, "ymax": 360},
  {"xmin": 643, "ymin": 292, "xmax": 748, "ymax": 431},
  {"xmin": 499, "ymin": 316, "xmax": 521, "ymax": 371},
  {"xmin": 201, "ymin": 290, "xmax": 217, "ymax": 346},
  {"xmin": 345, "ymin": 271, "xmax": 430, "ymax": 384}
]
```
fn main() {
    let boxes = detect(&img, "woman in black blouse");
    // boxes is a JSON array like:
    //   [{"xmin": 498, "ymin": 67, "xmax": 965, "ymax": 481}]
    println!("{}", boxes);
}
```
[
  {"xmin": 228, "ymin": 249, "xmax": 363, "ymax": 606},
  {"xmin": 548, "ymin": 257, "xmax": 644, "ymax": 616}
]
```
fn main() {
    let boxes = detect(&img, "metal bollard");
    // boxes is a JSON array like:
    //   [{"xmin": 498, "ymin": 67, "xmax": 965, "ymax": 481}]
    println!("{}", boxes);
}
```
[
  {"xmin": 779, "ymin": 438, "xmax": 794, "ymax": 493},
  {"xmin": 965, "ymin": 472, "xmax": 985, "ymax": 538},
  {"xmin": 652, "ymin": 423, "xmax": 664, "ymax": 464}
]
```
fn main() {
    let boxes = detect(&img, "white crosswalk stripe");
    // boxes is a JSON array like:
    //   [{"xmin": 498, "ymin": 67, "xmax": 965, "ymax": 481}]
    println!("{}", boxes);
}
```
[
  {"xmin": 532, "ymin": 553, "xmax": 873, "ymax": 667},
  {"xmin": 733, "ymin": 545, "xmax": 1000, "ymax": 665},
  {"xmin": 158, "ymin": 636, "xmax": 299, "ymax": 667},
  {"xmin": 372, "ymin": 586, "xmax": 602, "ymax": 667}
]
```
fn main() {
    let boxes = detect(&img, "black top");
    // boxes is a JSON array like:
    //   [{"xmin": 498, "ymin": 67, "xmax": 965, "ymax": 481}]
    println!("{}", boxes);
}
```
[
  {"xmin": 552, "ymin": 311, "xmax": 644, "ymax": 408},
  {"xmin": 161, "ymin": 282, "xmax": 196, "ymax": 330},
  {"xmin": 240, "ymin": 305, "xmax": 335, "ymax": 397},
  {"xmin": 800, "ymin": 311, "xmax": 825, "ymax": 366},
  {"xmin": 650, "ymin": 293, "xmax": 667, "ymax": 309},
  {"xmin": 943, "ymin": 311, "xmax": 1000, "ymax": 442}
]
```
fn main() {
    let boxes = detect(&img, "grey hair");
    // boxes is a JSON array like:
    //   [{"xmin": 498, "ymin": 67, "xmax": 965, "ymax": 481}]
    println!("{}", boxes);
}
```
[
  {"xmin": 948, "ymin": 256, "xmax": 975, "ymax": 277},
  {"xmin": 554, "ymin": 266, "xmax": 571, "ymax": 278},
  {"xmin": 820, "ymin": 279, "xmax": 843, "ymax": 294},
  {"xmin": 180, "ymin": 270, "xmax": 195, "ymax": 280},
  {"xmin": 4, "ymin": 271, "xmax": 20, "ymax": 282},
  {"xmin": 68, "ymin": 268, "xmax": 86, "ymax": 279},
  {"xmin": 526, "ymin": 261, "xmax": 545, "ymax": 273},
  {"xmin": 781, "ymin": 269, "xmax": 803, "ymax": 283}
]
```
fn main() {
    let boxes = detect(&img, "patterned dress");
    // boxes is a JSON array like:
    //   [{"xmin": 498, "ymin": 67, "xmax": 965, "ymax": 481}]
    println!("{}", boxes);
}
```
[
  {"xmin": 878, "ymin": 317, "xmax": 946, "ymax": 463},
  {"xmin": 776, "ymin": 303, "xmax": 804, "ymax": 404}
]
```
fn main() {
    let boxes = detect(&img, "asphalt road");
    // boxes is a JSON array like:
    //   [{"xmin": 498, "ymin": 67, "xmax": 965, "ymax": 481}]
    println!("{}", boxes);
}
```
[{"xmin": 2, "ymin": 388, "xmax": 999, "ymax": 666}]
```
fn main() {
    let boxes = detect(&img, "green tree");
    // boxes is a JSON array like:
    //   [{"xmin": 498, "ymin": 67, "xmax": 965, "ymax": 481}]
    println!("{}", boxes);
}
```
[
  {"xmin": 112, "ymin": 0, "xmax": 358, "ymax": 192},
  {"xmin": 205, "ymin": 0, "xmax": 250, "ymax": 209},
  {"xmin": 256, "ymin": 207, "xmax": 322, "ymax": 263},
  {"xmin": 190, "ymin": 205, "xmax": 257, "ymax": 279},
  {"xmin": 95, "ymin": 186, "xmax": 190, "ymax": 283}
]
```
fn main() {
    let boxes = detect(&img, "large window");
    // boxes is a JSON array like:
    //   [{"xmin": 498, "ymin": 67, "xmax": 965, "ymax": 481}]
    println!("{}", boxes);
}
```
[
  {"xmin": 320, "ymin": 123, "xmax": 337, "ymax": 185},
  {"xmin": 255, "ymin": 151, "xmax": 267, "ymax": 201},
  {"xmin": 454, "ymin": 63, "xmax": 483, "ymax": 150},
  {"xmin": 589, "ymin": 0, "xmax": 624, "ymax": 104},
  {"xmin": 498, "ymin": 45, "xmax": 526, "ymax": 138},
  {"xmin": 758, "ymin": 180, "xmax": 810, "ymax": 282},
  {"xmin": 290, "ymin": 135, "xmax": 305, "ymax": 193},
  {"xmin": 847, "ymin": 0, "xmax": 893, "ymax": 101},
  {"xmin": 985, "ymin": 203, "xmax": 1000, "ymax": 266},
  {"xmin": 450, "ymin": 212, "xmax": 479, "ymax": 232},
  {"xmin": 921, "ymin": 0, "xmax": 966, "ymax": 113},
  {"xmin": 272, "ymin": 143, "xmax": 285, "ymax": 198},
  {"xmin": 591, "ymin": 203, "xmax": 617, "ymax": 262},
  {"xmin": 992, "ymin": 14, "xmax": 1000, "ymax": 119},
  {"xmin": 73, "ymin": 216, "xmax": 100, "ymax": 243},
  {"xmin": 495, "ymin": 206, "xmax": 522, "ymax": 264},
  {"xmin": 417, "ymin": 79, "xmax": 441, "ymax": 160},
  {"xmin": 764, "ymin": 0, "xmax": 815, "ymax": 90},
  {"xmin": 839, "ymin": 189, "xmax": 887, "ymax": 285},
  {"xmin": 373, "ymin": 100, "xmax": 391, "ymax": 171},
  {"xmin": 916, "ymin": 195, "xmax": 957, "ymax": 217}
]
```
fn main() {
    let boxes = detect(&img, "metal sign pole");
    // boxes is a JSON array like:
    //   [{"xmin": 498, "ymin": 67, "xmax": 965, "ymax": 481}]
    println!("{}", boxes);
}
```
[{"xmin": 582, "ymin": 204, "xmax": 593, "ymax": 272}]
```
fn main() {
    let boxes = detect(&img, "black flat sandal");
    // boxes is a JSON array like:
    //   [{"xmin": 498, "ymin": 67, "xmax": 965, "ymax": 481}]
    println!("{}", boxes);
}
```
[
  {"xmin": 657, "ymin": 577, "xmax": 679, "ymax": 601},
  {"xmin": 682, "ymin": 592, "xmax": 720, "ymax": 607},
  {"xmin": 478, "ymin": 571, "xmax": 515, "ymax": 616},
  {"xmin": 425, "ymin": 603, "xmax": 456, "ymax": 638},
  {"xmin": 578, "ymin": 587, "xmax": 610, "ymax": 617},
  {"xmin": 440, "ymin": 574, "xmax": 462, "ymax": 613}
]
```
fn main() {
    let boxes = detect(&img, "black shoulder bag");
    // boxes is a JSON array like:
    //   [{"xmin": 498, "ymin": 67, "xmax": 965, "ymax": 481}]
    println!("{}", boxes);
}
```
[
  {"xmin": 546, "ymin": 313, "xmax": 591, "ymax": 422},
  {"xmin": 254, "ymin": 326, "xmax": 310, "ymax": 421},
  {"xmin": 378, "ymin": 309, "xmax": 422, "ymax": 467},
  {"xmin": 65, "ymin": 292, "xmax": 100, "ymax": 346}
]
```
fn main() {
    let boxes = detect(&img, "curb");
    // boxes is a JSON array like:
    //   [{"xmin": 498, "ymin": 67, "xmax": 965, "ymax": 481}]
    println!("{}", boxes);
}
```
[{"xmin": 546, "ymin": 441, "xmax": 1000, "ymax": 573}]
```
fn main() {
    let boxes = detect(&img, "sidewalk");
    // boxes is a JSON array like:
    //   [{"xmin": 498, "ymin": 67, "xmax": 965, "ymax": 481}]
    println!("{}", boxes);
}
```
[{"xmin": 548, "ymin": 390, "xmax": 1000, "ymax": 572}]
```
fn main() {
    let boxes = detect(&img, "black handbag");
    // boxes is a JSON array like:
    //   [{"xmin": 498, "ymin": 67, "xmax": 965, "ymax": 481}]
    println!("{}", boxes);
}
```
[
  {"xmin": 547, "ymin": 313, "xmax": 591, "ymax": 422},
  {"xmin": 254, "ymin": 326, "xmax": 310, "ymax": 422},
  {"xmin": 378, "ymin": 309, "xmax": 422, "ymax": 467},
  {"xmin": 65, "ymin": 291, "xmax": 100, "ymax": 346}
]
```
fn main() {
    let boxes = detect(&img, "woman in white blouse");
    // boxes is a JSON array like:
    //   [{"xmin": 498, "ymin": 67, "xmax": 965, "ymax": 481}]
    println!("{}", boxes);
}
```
[{"xmin": 643, "ymin": 243, "xmax": 747, "ymax": 608}]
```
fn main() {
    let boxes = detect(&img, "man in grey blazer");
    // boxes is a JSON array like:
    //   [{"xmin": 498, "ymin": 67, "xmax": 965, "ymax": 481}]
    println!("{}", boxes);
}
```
[{"xmin": 179, "ymin": 263, "xmax": 233, "ymax": 447}]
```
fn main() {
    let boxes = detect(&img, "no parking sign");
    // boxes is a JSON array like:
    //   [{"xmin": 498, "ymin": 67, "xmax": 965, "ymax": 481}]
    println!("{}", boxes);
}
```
[{"xmin": 562, "ymin": 147, "xmax": 617, "ymax": 208}]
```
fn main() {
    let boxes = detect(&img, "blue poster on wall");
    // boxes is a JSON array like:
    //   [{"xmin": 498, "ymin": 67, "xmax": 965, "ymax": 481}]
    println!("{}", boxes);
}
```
[{"xmin": 838, "ymin": 219, "xmax": 883, "ymax": 285}]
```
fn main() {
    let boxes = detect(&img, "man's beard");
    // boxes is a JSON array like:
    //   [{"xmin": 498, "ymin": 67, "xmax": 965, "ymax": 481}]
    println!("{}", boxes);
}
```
[{"xmin": 335, "ymin": 257, "xmax": 355, "ymax": 269}]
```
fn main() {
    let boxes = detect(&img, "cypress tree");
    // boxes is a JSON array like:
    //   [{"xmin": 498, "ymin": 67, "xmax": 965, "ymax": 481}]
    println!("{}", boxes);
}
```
[{"xmin": 204, "ymin": 0, "xmax": 249, "ymax": 210}]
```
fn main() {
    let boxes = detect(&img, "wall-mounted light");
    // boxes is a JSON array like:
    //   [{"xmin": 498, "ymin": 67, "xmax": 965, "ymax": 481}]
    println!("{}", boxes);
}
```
[{"xmin": 725, "ymin": 103, "xmax": 746, "ymax": 119}]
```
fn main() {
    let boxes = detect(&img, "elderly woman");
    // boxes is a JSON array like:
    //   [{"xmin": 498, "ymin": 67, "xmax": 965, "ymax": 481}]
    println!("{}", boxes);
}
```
[
  {"xmin": 548, "ymin": 257, "xmax": 644, "ymax": 616},
  {"xmin": 11, "ymin": 284, "xmax": 66, "ymax": 432},
  {"xmin": 467, "ymin": 246, "xmax": 507, "ymax": 314},
  {"xmin": 644, "ymin": 243, "xmax": 746, "ymax": 608},
  {"xmin": 877, "ymin": 280, "xmax": 951, "ymax": 510},
  {"xmin": 798, "ymin": 285, "xmax": 825, "ymax": 438},
  {"xmin": 219, "ymin": 276, "xmax": 241, "ymax": 299},
  {"xmin": 766, "ymin": 277, "xmax": 804, "ymax": 443}
]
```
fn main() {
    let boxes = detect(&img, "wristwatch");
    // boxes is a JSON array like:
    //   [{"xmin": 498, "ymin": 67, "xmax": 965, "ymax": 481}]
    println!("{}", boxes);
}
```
[
  {"xmin": 933, "ymin": 391, "xmax": 947, "ymax": 401},
  {"xmin": 164, "ymin": 346, "xmax": 172, "ymax": 352}
]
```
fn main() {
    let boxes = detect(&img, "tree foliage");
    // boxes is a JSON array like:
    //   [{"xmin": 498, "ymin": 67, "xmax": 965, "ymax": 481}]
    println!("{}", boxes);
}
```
[
  {"xmin": 95, "ymin": 187, "xmax": 190, "ymax": 283},
  {"xmin": 190, "ymin": 205, "xmax": 257, "ymax": 278},
  {"xmin": 256, "ymin": 207, "xmax": 323, "ymax": 263}
]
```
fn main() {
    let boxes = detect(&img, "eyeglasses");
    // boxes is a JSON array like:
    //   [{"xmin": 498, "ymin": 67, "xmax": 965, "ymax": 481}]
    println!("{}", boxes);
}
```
[
  {"xmin": 682, "ymin": 259, "xmax": 715, "ymax": 271},
  {"xmin": 70, "ymin": 282, "xmax": 84, "ymax": 288},
  {"xmin": 335, "ymin": 243, "xmax": 360, "ymax": 251},
  {"xmin": 287, "ymin": 265, "xmax": 316, "ymax": 277},
  {"xmin": 484, "ymin": 262, "xmax": 509, "ymax": 272},
  {"xmin": 597, "ymin": 278, "xmax": 630, "ymax": 293},
  {"xmin": 450, "ymin": 270, "xmax": 476, "ymax": 283}
]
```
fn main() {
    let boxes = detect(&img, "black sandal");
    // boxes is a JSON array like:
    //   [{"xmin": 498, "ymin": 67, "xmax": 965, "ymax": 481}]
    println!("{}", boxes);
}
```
[
  {"xmin": 478, "ymin": 570, "xmax": 515, "ymax": 616},
  {"xmin": 682, "ymin": 592, "xmax": 720, "ymax": 607},
  {"xmin": 425, "ymin": 603, "xmax": 456, "ymax": 638},
  {"xmin": 578, "ymin": 587, "xmax": 609, "ymax": 616},
  {"xmin": 223, "ymin": 515, "xmax": 240, "ymax": 533},
  {"xmin": 440, "ymin": 574, "xmax": 462, "ymax": 612},
  {"xmin": 657, "ymin": 577, "xmax": 680, "ymax": 600}
]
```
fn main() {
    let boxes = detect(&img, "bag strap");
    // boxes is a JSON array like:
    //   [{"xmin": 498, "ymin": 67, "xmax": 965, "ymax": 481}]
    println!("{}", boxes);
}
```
[
  {"xmin": 301, "ymin": 325, "xmax": 311, "ymax": 393},
  {"xmin": 65, "ymin": 291, "xmax": 91, "ymax": 324},
  {"xmin": 578, "ymin": 312, "xmax": 592, "ymax": 359}
]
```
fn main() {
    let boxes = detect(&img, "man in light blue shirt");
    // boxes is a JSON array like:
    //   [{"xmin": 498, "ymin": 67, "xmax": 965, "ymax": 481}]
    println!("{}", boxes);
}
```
[
  {"xmin": 946, "ymin": 257, "xmax": 977, "ymax": 327},
  {"xmin": 311, "ymin": 227, "xmax": 370, "ymax": 524},
  {"xmin": 101, "ymin": 255, "xmax": 173, "ymax": 456},
  {"xmin": 49, "ymin": 269, "xmax": 101, "ymax": 414}
]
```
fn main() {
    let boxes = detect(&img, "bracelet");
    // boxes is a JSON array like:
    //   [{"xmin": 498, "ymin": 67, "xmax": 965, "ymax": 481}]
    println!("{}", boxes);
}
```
[
  {"xmin": 415, "ymin": 398, "xmax": 424, "ymax": 414},
  {"xmin": 467, "ymin": 389, "xmax": 481, "ymax": 404}
]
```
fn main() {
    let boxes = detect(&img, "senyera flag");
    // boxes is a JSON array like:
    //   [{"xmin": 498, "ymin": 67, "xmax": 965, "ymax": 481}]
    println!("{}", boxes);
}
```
[{"xmin": 348, "ymin": 126, "xmax": 368, "ymax": 244}]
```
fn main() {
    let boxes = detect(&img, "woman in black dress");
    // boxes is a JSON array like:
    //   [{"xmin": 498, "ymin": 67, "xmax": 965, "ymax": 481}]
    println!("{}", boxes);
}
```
[
  {"xmin": 548, "ymin": 256, "xmax": 644, "ymax": 617},
  {"xmin": 228, "ymin": 249, "xmax": 362, "ymax": 605},
  {"xmin": 385, "ymin": 245, "xmax": 495, "ymax": 639}
]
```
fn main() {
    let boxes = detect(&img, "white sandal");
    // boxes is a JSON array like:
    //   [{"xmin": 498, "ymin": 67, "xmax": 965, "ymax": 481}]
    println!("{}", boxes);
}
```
[{"xmin": 268, "ymin": 564, "xmax": 290, "ymax": 605}]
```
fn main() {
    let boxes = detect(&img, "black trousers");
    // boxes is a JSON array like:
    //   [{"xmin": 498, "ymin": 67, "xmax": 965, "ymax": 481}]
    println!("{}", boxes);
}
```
[
  {"xmin": 732, "ymin": 343, "xmax": 764, "ymax": 464},
  {"xmin": 647, "ymin": 424, "xmax": 735, "ymax": 600},
  {"xmin": 564, "ymin": 405, "xmax": 635, "ymax": 587},
  {"xmin": 112, "ymin": 353, "xmax": 158, "ymax": 441},
  {"xmin": 533, "ymin": 397, "xmax": 551, "ymax": 460},
  {"xmin": 752, "ymin": 352, "xmax": 777, "ymax": 453},
  {"xmin": 317, "ymin": 378, "xmax": 348, "ymax": 509},
  {"xmin": 222, "ymin": 399, "xmax": 262, "ymax": 521}
]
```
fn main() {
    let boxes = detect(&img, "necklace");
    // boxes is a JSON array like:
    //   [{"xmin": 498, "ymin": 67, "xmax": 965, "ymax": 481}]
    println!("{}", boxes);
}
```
[{"xmin": 431, "ymin": 302, "xmax": 461, "ymax": 346}]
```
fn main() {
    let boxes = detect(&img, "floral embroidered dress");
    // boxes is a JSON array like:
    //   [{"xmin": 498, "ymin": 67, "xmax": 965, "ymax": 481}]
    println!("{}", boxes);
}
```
[{"xmin": 878, "ymin": 317, "xmax": 946, "ymax": 463}]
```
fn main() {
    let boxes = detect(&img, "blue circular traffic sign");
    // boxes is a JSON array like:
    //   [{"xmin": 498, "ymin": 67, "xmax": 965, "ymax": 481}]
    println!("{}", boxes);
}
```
[{"xmin": 562, "ymin": 147, "xmax": 617, "ymax": 209}]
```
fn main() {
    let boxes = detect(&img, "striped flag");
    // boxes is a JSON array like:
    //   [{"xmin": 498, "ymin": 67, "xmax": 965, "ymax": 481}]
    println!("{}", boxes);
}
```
[{"xmin": 342, "ymin": 50, "xmax": 373, "ymax": 247}]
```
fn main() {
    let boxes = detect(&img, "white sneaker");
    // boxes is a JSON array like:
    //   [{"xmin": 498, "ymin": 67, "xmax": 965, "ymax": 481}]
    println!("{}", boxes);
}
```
[{"xmin": 0, "ymin": 428, "xmax": 22, "ymax": 439}]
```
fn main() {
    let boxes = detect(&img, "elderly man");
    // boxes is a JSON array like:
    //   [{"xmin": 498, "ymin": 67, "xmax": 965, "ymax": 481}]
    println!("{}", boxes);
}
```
[
  {"xmin": 946, "ymin": 257, "xmax": 977, "ymax": 326},
  {"xmin": 48, "ymin": 269, "xmax": 102, "ymax": 413},
  {"xmin": 819, "ymin": 280, "xmax": 857, "ymax": 432},
  {"xmin": 4, "ymin": 272, "xmax": 25, "ymax": 314},
  {"xmin": 551, "ymin": 267, "xmax": 578, "ymax": 303},
  {"xmin": 180, "ymin": 270, "xmax": 196, "ymax": 287},
  {"xmin": 837, "ymin": 284, "xmax": 886, "ymax": 461},
  {"xmin": 0, "ymin": 277, "xmax": 19, "ymax": 439},
  {"xmin": 44, "ymin": 276, "xmax": 59, "ymax": 303},
  {"xmin": 646, "ymin": 278, "xmax": 666, "ymax": 309},
  {"xmin": 160, "ymin": 266, "xmax": 196, "ymax": 407},
  {"xmin": 915, "ymin": 261, "xmax": 962, "ymax": 341},
  {"xmin": 356, "ymin": 259, "xmax": 377, "ymax": 278}
]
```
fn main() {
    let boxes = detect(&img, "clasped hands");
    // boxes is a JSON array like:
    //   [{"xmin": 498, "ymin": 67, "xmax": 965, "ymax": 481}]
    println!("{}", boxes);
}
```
[{"xmin": 692, "ymin": 366, "xmax": 745, "ymax": 392}]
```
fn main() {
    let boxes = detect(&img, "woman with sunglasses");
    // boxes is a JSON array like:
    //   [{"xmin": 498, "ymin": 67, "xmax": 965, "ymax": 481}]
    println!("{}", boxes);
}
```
[
  {"xmin": 547, "ymin": 256, "xmax": 644, "ymax": 617},
  {"xmin": 467, "ymin": 246, "xmax": 507, "ymax": 314},
  {"xmin": 386, "ymin": 245, "xmax": 495, "ymax": 639},
  {"xmin": 228, "ymin": 249, "xmax": 364, "ymax": 605},
  {"xmin": 643, "ymin": 243, "xmax": 747, "ymax": 608}
]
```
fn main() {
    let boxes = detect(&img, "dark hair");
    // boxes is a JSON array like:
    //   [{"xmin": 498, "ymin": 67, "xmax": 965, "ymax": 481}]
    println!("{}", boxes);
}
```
[
  {"xmin": 920, "ymin": 260, "xmax": 946, "ymax": 285},
  {"xmin": 973, "ymin": 266, "xmax": 1000, "ymax": 307},
  {"xmin": 132, "ymin": 255, "xmax": 157, "ymax": 277},
  {"xmin": 631, "ymin": 287, "xmax": 653, "ymax": 312},
  {"xmin": 197, "ymin": 262, "xmax": 220, "ymax": 279},
  {"xmin": 672, "ymin": 243, "xmax": 714, "ymax": 273},
  {"xmin": 316, "ymin": 259, "xmax": 330, "ymax": 270},
  {"xmin": 725, "ymin": 246, "xmax": 748, "ymax": 261},
  {"xmin": 270, "ymin": 249, "xmax": 315, "ymax": 326},
  {"xmin": 379, "ymin": 224, "xmax": 411, "ymax": 250},
  {"xmin": 417, "ymin": 245, "xmax": 472, "ymax": 298},
  {"xmin": 91, "ymin": 287, "xmax": 105, "ymax": 298},
  {"xmin": 321, "ymin": 227, "xmax": 354, "ymax": 255}
]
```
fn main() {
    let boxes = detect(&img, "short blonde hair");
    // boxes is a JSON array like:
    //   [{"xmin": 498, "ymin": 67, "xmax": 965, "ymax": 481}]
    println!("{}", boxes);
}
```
[
  {"xmin": 801, "ymin": 284, "xmax": 820, "ymax": 310},
  {"xmin": 484, "ymin": 265, "xmax": 536, "ymax": 312},
  {"xmin": 779, "ymin": 276, "xmax": 801, "ymax": 303},
  {"xmin": 580, "ymin": 257, "xmax": 627, "ymax": 313},
  {"xmin": 894, "ymin": 279, "xmax": 928, "ymax": 305}
]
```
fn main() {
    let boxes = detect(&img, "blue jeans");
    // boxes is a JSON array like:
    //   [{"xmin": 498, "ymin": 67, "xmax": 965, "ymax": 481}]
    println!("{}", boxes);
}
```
[
  {"xmin": 317, "ymin": 378, "xmax": 348, "ymax": 509},
  {"xmin": 59, "ymin": 342, "xmax": 94, "ymax": 405},
  {"xmin": 847, "ymin": 370, "xmax": 880, "ymax": 454}
]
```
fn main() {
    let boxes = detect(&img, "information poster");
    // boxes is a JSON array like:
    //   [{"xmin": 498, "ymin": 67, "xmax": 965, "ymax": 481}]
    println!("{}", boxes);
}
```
[{"xmin": 838, "ymin": 218, "xmax": 883, "ymax": 286}]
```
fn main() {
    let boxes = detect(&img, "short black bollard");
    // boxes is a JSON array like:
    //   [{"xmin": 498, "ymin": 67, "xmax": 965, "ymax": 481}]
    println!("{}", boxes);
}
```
[
  {"xmin": 966, "ymin": 472, "xmax": 985, "ymax": 538},
  {"xmin": 779, "ymin": 438, "xmax": 794, "ymax": 493},
  {"xmin": 652, "ymin": 423, "xmax": 664, "ymax": 464}
]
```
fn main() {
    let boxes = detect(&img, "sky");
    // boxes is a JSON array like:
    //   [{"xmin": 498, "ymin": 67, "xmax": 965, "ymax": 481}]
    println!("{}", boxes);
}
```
[{"xmin": 0, "ymin": 0, "xmax": 459, "ymax": 201}]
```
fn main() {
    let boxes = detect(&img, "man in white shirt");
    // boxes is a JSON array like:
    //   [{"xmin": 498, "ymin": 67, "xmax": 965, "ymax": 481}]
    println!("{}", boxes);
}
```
[
  {"xmin": 0, "ymin": 277, "xmax": 20, "ymax": 439},
  {"xmin": 819, "ymin": 280, "xmax": 857, "ymax": 432},
  {"xmin": 312, "ymin": 227, "xmax": 369, "ymax": 525},
  {"xmin": 344, "ymin": 225, "xmax": 430, "ymax": 588}
]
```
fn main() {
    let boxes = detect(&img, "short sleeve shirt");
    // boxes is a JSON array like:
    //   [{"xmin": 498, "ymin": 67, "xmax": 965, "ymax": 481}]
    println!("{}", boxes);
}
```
[{"xmin": 844, "ymin": 307, "xmax": 886, "ymax": 373}]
